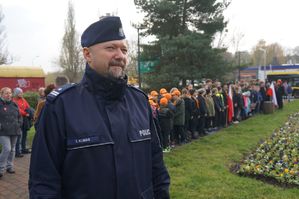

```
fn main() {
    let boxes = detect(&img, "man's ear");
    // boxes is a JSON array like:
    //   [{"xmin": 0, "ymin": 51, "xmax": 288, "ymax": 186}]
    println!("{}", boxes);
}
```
[{"xmin": 83, "ymin": 47, "xmax": 92, "ymax": 63}]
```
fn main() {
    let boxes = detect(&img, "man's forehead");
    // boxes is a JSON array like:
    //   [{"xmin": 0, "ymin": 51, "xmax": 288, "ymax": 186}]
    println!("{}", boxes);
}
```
[{"xmin": 98, "ymin": 39, "xmax": 128, "ymax": 47}]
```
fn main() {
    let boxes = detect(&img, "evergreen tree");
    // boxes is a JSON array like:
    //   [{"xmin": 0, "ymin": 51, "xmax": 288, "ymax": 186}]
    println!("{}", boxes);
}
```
[{"xmin": 134, "ymin": 0, "xmax": 231, "ymax": 88}]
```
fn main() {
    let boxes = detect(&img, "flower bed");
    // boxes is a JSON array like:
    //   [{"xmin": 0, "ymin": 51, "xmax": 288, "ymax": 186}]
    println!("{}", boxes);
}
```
[{"xmin": 236, "ymin": 112, "xmax": 299, "ymax": 187}]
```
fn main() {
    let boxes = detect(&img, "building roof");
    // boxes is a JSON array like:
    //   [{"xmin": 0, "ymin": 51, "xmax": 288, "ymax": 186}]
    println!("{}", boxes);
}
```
[{"xmin": 0, "ymin": 66, "xmax": 45, "ymax": 78}]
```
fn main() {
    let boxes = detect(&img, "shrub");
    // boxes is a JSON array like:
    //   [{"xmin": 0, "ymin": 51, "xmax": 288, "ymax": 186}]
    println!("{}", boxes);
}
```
[{"xmin": 23, "ymin": 91, "xmax": 39, "ymax": 109}]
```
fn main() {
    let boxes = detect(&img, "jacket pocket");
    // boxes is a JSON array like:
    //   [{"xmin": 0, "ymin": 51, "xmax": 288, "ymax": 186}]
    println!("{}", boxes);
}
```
[
  {"xmin": 141, "ymin": 186, "xmax": 154, "ymax": 199},
  {"xmin": 66, "ymin": 135, "xmax": 114, "ymax": 150}
]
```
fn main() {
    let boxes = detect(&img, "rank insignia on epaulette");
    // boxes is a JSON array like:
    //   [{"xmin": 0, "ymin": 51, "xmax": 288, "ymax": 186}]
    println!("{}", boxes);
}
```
[{"xmin": 47, "ymin": 83, "xmax": 76, "ymax": 102}]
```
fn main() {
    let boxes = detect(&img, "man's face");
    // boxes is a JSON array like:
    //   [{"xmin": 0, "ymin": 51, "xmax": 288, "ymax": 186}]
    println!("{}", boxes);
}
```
[{"xmin": 83, "ymin": 40, "xmax": 128, "ymax": 79}]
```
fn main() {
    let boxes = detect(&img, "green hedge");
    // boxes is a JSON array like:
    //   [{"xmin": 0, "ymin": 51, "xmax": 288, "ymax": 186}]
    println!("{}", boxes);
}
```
[{"xmin": 23, "ymin": 92, "xmax": 39, "ymax": 109}]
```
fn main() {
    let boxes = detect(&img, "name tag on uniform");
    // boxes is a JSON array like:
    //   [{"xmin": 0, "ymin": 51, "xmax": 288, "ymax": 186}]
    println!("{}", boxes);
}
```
[
  {"xmin": 67, "ymin": 136, "xmax": 100, "ymax": 146},
  {"xmin": 66, "ymin": 135, "xmax": 114, "ymax": 150}
]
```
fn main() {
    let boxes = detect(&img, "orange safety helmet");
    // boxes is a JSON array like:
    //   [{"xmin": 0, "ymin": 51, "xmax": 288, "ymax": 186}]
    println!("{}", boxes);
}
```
[
  {"xmin": 159, "ymin": 97, "xmax": 168, "ymax": 106},
  {"xmin": 159, "ymin": 88, "xmax": 167, "ymax": 95},
  {"xmin": 163, "ymin": 93, "xmax": 172, "ymax": 101},
  {"xmin": 171, "ymin": 90, "xmax": 181, "ymax": 96}
]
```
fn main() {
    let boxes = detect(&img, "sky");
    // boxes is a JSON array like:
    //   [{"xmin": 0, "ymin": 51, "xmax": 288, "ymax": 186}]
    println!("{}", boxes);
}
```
[{"xmin": 1, "ymin": 0, "xmax": 299, "ymax": 73}]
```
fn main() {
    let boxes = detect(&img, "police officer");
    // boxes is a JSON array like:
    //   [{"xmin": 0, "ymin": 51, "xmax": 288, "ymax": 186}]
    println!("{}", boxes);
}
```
[{"xmin": 29, "ymin": 16, "xmax": 170, "ymax": 199}]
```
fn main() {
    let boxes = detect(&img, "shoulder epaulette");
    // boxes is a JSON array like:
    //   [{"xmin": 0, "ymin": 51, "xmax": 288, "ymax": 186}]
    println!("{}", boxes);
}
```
[
  {"xmin": 47, "ymin": 83, "xmax": 77, "ymax": 102},
  {"xmin": 128, "ymin": 85, "xmax": 148, "ymax": 100}
]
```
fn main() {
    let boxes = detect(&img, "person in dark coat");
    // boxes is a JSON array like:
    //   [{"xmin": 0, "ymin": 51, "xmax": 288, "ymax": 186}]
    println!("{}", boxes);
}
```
[
  {"xmin": 233, "ymin": 86, "xmax": 244, "ymax": 122},
  {"xmin": 217, "ymin": 86, "xmax": 226, "ymax": 127},
  {"xmin": 259, "ymin": 81, "xmax": 267, "ymax": 113},
  {"xmin": 0, "ymin": 87, "xmax": 22, "ymax": 177},
  {"xmin": 212, "ymin": 88, "xmax": 222, "ymax": 128},
  {"xmin": 162, "ymin": 93, "xmax": 175, "ymax": 145},
  {"xmin": 29, "ymin": 16, "xmax": 170, "ymax": 199},
  {"xmin": 276, "ymin": 79, "xmax": 285, "ymax": 109},
  {"xmin": 181, "ymin": 88, "xmax": 193, "ymax": 141},
  {"xmin": 197, "ymin": 88, "xmax": 208, "ymax": 135},
  {"xmin": 189, "ymin": 89, "xmax": 199, "ymax": 138},
  {"xmin": 172, "ymin": 90, "xmax": 186, "ymax": 145},
  {"xmin": 158, "ymin": 97, "xmax": 174, "ymax": 152}
]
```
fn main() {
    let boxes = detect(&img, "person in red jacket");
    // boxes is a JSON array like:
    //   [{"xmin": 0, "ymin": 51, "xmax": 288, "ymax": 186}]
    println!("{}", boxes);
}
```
[{"xmin": 13, "ymin": 88, "xmax": 30, "ymax": 157}]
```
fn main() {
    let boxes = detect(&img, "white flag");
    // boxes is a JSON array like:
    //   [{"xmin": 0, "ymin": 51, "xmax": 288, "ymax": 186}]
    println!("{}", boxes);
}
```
[{"xmin": 270, "ymin": 82, "xmax": 278, "ymax": 106}]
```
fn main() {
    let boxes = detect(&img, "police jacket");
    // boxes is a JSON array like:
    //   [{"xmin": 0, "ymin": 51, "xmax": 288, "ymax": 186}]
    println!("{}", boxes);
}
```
[{"xmin": 29, "ymin": 65, "xmax": 170, "ymax": 199}]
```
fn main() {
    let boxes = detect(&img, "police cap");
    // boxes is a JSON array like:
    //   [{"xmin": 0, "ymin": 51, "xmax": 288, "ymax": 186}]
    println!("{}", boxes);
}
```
[{"xmin": 81, "ymin": 16, "xmax": 126, "ymax": 47}]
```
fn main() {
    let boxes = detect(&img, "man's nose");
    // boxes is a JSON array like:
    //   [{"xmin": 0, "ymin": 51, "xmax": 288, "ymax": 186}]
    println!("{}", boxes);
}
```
[{"xmin": 114, "ymin": 48, "xmax": 126, "ymax": 59}]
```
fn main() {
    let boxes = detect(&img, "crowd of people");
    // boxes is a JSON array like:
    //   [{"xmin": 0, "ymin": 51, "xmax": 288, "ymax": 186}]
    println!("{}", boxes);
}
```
[
  {"xmin": 0, "ymin": 74, "xmax": 292, "ymax": 179},
  {"xmin": 148, "ymin": 79, "xmax": 293, "ymax": 153},
  {"xmin": 0, "ymin": 75, "xmax": 69, "ymax": 179}
]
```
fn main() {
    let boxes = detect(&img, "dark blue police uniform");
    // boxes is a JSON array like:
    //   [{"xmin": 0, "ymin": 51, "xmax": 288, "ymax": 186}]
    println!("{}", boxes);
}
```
[{"xmin": 29, "ymin": 65, "xmax": 170, "ymax": 199}]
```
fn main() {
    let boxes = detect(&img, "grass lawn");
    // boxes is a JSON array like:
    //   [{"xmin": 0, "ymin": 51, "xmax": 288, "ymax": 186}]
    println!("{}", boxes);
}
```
[
  {"xmin": 165, "ymin": 100, "xmax": 299, "ymax": 199},
  {"xmin": 26, "ymin": 101, "xmax": 299, "ymax": 198},
  {"xmin": 28, "ymin": 126, "xmax": 36, "ymax": 148}
]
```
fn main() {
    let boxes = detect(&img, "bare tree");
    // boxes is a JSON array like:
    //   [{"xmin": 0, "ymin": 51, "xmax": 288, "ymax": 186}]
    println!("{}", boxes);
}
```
[
  {"xmin": 229, "ymin": 30, "xmax": 244, "ymax": 53},
  {"xmin": 251, "ymin": 40, "xmax": 267, "ymax": 66},
  {"xmin": 251, "ymin": 40, "xmax": 285, "ymax": 66},
  {"xmin": 59, "ymin": 1, "xmax": 84, "ymax": 82},
  {"xmin": 126, "ymin": 40, "xmax": 137, "ymax": 77},
  {"xmin": 125, "ymin": 40, "xmax": 139, "ymax": 85},
  {"xmin": 0, "ymin": 6, "xmax": 12, "ymax": 65}
]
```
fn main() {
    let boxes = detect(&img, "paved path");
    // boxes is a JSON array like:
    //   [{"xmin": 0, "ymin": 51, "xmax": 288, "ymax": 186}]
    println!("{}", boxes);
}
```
[{"xmin": 0, "ymin": 154, "xmax": 30, "ymax": 199}]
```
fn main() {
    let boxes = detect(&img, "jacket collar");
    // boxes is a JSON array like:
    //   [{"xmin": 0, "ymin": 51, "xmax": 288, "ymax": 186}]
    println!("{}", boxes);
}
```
[
  {"xmin": 81, "ymin": 64, "xmax": 128, "ymax": 101},
  {"xmin": 0, "ymin": 98, "xmax": 12, "ymax": 104}
]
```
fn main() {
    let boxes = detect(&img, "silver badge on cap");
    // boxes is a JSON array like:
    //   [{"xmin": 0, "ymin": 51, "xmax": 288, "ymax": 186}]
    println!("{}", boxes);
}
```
[{"xmin": 119, "ymin": 27, "xmax": 125, "ymax": 37}]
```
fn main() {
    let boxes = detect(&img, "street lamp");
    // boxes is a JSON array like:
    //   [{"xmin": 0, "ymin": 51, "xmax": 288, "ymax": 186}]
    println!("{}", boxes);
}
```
[
  {"xmin": 258, "ymin": 48, "xmax": 267, "ymax": 80},
  {"xmin": 237, "ymin": 51, "xmax": 246, "ymax": 81},
  {"xmin": 237, "ymin": 51, "xmax": 242, "ymax": 81},
  {"xmin": 137, "ymin": 27, "xmax": 142, "ymax": 89},
  {"xmin": 131, "ymin": 23, "xmax": 145, "ymax": 89}
]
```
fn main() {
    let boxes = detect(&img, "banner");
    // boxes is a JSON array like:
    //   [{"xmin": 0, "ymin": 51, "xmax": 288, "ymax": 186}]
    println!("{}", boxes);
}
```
[{"xmin": 140, "ymin": 60, "xmax": 159, "ymax": 73}]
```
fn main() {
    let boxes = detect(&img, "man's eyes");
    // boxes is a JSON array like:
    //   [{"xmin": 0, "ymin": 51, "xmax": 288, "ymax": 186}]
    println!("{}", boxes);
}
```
[
  {"xmin": 105, "ymin": 46, "xmax": 128, "ymax": 54},
  {"xmin": 106, "ymin": 46, "xmax": 115, "ymax": 50},
  {"xmin": 121, "ymin": 48, "xmax": 128, "ymax": 54}
]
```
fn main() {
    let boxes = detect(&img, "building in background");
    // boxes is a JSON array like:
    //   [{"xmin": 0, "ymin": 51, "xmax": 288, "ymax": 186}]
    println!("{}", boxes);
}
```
[
  {"xmin": 240, "ymin": 64, "xmax": 299, "ymax": 81},
  {"xmin": 0, "ymin": 66, "xmax": 45, "ymax": 92}
]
